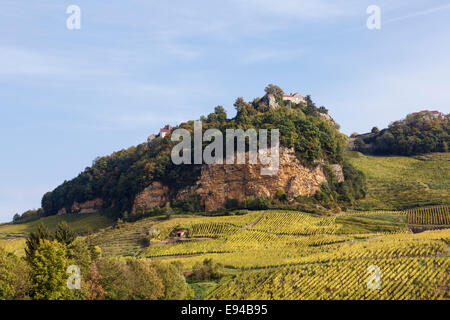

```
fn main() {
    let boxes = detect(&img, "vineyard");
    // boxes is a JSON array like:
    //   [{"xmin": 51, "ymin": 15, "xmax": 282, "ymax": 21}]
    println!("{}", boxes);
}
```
[
  {"xmin": 202, "ymin": 225, "xmax": 450, "ymax": 300},
  {"xmin": 3, "ymin": 205, "xmax": 448, "ymax": 300},
  {"xmin": 5, "ymin": 204, "xmax": 444, "ymax": 300},
  {"xmin": 406, "ymin": 206, "xmax": 450, "ymax": 225},
  {"xmin": 207, "ymin": 256, "xmax": 449, "ymax": 300}
]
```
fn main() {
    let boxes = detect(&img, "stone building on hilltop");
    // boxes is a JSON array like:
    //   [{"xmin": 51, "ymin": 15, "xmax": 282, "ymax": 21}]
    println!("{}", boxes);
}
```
[{"xmin": 282, "ymin": 93, "xmax": 306, "ymax": 105}]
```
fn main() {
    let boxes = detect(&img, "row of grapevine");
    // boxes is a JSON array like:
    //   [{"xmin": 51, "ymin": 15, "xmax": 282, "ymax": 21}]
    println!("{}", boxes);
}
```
[
  {"xmin": 406, "ymin": 205, "xmax": 450, "ymax": 225},
  {"xmin": 208, "ymin": 257, "xmax": 449, "ymax": 300}
]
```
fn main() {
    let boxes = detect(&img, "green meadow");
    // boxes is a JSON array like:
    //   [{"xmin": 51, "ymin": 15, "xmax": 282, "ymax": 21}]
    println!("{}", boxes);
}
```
[{"xmin": 348, "ymin": 152, "xmax": 450, "ymax": 210}]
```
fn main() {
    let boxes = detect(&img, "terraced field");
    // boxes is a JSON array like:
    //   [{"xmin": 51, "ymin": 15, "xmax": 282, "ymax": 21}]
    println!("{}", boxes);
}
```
[
  {"xmin": 2, "ymin": 205, "xmax": 448, "ymax": 299},
  {"xmin": 121, "ymin": 206, "xmax": 448, "ymax": 299}
]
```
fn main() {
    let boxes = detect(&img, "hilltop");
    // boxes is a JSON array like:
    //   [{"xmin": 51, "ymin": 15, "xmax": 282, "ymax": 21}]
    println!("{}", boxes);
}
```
[
  {"xmin": 15, "ymin": 85, "xmax": 366, "ymax": 223},
  {"xmin": 1, "ymin": 92, "xmax": 448, "ymax": 300},
  {"xmin": 350, "ymin": 110, "xmax": 449, "ymax": 155}
]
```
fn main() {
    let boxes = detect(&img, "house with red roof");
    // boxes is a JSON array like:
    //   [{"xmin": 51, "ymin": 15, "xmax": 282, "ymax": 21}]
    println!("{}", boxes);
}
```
[{"xmin": 159, "ymin": 124, "xmax": 173, "ymax": 138}]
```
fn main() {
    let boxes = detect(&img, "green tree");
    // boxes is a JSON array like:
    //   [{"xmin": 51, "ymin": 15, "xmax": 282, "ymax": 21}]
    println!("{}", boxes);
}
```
[
  {"xmin": 233, "ymin": 97, "xmax": 247, "ymax": 112},
  {"xmin": 192, "ymin": 258, "xmax": 225, "ymax": 281},
  {"xmin": 153, "ymin": 261, "xmax": 193, "ymax": 300},
  {"xmin": 54, "ymin": 222, "xmax": 76, "ymax": 246},
  {"xmin": 164, "ymin": 202, "xmax": 173, "ymax": 220},
  {"xmin": 126, "ymin": 259, "xmax": 164, "ymax": 300},
  {"xmin": 214, "ymin": 105, "xmax": 227, "ymax": 123},
  {"xmin": 304, "ymin": 95, "xmax": 318, "ymax": 116},
  {"xmin": 12, "ymin": 213, "xmax": 20, "ymax": 223},
  {"xmin": 264, "ymin": 84, "xmax": 284, "ymax": 98},
  {"xmin": 29, "ymin": 240, "xmax": 70, "ymax": 300},
  {"xmin": 94, "ymin": 258, "xmax": 132, "ymax": 300},
  {"xmin": 25, "ymin": 223, "xmax": 52, "ymax": 260},
  {"xmin": 67, "ymin": 239, "xmax": 95, "ymax": 277}
]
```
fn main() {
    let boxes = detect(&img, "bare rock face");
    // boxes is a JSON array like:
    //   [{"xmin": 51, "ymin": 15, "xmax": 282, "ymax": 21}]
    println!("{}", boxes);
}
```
[
  {"xmin": 176, "ymin": 147, "xmax": 327, "ymax": 211},
  {"xmin": 132, "ymin": 181, "xmax": 169, "ymax": 215},
  {"xmin": 331, "ymin": 164, "xmax": 345, "ymax": 183},
  {"xmin": 71, "ymin": 198, "xmax": 103, "ymax": 214},
  {"xmin": 261, "ymin": 94, "xmax": 278, "ymax": 109}
]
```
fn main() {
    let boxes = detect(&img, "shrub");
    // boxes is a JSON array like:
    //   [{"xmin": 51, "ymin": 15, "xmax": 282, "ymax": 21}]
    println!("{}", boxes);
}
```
[
  {"xmin": 243, "ymin": 196, "xmax": 270, "ymax": 210},
  {"xmin": 173, "ymin": 194, "xmax": 202, "ymax": 212},
  {"xmin": 84, "ymin": 264, "xmax": 105, "ymax": 300},
  {"xmin": 192, "ymin": 258, "xmax": 225, "ymax": 281},
  {"xmin": 225, "ymin": 198, "xmax": 240, "ymax": 210},
  {"xmin": 0, "ymin": 249, "xmax": 32, "ymax": 299},
  {"xmin": 275, "ymin": 188, "xmax": 288, "ymax": 201}
]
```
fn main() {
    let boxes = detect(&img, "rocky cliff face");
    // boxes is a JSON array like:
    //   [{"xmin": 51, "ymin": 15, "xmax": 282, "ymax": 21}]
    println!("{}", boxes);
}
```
[
  {"xmin": 176, "ymin": 147, "xmax": 329, "ymax": 211},
  {"xmin": 331, "ymin": 164, "xmax": 345, "ymax": 183},
  {"xmin": 131, "ymin": 181, "xmax": 169, "ymax": 215},
  {"xmin": 57, "ymin": 198, "xmax": 103, "ymax": 215},
  {"xmin": 72, "ymin": 198, "xmax": 103, "ymax": 214},
  {"xmin": 131, "ymin": 147, "xmax": 343, "ymax": 212}
]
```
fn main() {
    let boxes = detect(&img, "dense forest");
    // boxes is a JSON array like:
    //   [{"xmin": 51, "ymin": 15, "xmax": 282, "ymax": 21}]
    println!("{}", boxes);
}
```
[
  {"xmin": 353, "ymin": 111, "xmax": 449, "ymax": 155},
  {"xmin": 22, "ymin": 85, "xmax": 365, "ymax": 221}
]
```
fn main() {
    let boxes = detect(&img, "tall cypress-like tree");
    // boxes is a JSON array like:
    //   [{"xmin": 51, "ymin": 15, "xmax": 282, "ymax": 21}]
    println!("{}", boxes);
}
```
[
  {"xmin": 25, "ymin": 223, "xmax": 52, "ymax": 260},
  {"xmin": 54, "ymin": 222, "xmax": 76, "ymax": 246}
]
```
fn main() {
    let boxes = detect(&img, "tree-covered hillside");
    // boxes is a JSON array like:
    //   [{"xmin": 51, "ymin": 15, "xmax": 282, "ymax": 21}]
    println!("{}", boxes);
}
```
[
  {"xmin": 36, "ymin": 85, "xmax": 365, "ymax": 220},
  {"xmin": 353, "ymin": 111, "xmax": 449, "ymax": 155}
]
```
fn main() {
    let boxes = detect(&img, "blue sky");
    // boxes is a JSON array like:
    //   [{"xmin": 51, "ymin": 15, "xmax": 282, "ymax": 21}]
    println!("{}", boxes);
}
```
[{"xmin": 0, "ymin": 0, "xmax": 449, "ymax": 222}]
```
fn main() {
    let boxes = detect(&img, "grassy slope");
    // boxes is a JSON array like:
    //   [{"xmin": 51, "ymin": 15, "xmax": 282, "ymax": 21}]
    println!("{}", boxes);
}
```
[
  {"xmin": 0, "ymin": 212, "xmax": 113, "ymax": 235},
  {"xmin": 347, "ymin": 152, "xmax": 450, "ymax": 210},
  {"xmin": 0, "ymin": 212, "xmax": 113, "ymax": 257}
]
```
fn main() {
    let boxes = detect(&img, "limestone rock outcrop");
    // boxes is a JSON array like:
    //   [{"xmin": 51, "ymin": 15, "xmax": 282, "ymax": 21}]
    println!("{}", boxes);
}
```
[
  {"xmin": 71, "ymin": 198, "xmax": 103, "ymax": 214},
  {"xmin": 176, "ymin": 147, "xmax": 328, "ymax": 211},
  {"xmin": 130, "ymin": 148, "xmax": 345, "ymax": 213},
  {"xmin": 331, "ymin": 164, "xmax": 345, "ymax": 183},
  {"xmin": 57, "ymin": 198, "xmax": 103, "ymax": 215},
  {"xmin": 132, "ymin": 181, "xmax": 169, "ymax": 215}
]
